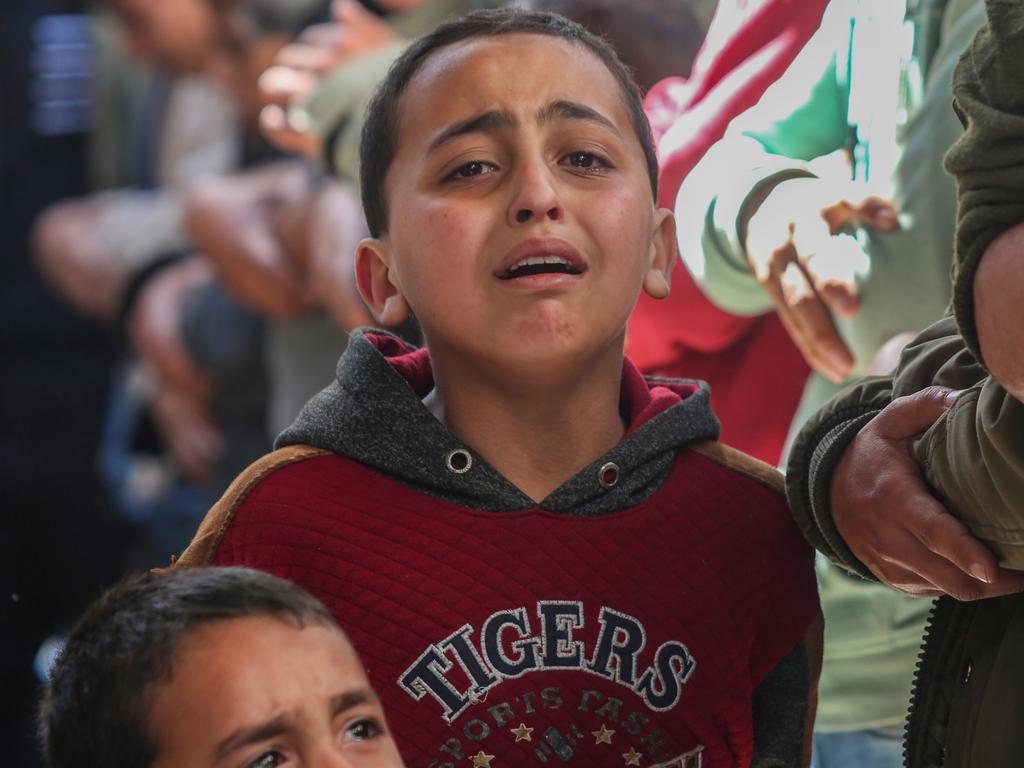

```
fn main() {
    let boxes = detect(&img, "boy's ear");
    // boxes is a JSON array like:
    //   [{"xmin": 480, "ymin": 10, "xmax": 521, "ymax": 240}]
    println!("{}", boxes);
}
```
[
  {"xmin": 642, "ymin": 208, "xmax": 677, "ymax": 300},
  {"xmin": 355, "ymin": 237, "xmax": 410, "ymax": 327}
]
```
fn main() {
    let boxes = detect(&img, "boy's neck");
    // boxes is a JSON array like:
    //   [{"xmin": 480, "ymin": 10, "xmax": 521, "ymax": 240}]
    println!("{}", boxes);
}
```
[{"xmin": 424, "ymin": 346, "xmax": 627, "ymax": 504}]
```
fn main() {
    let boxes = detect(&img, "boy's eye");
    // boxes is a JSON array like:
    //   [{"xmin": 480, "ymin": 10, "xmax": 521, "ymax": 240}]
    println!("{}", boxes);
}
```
[
  {"xmin": 343, "ymin": 717, "xmax": 384, "ymax": 742},
  {"xmin": 247, "ymin": 750, "xmax": 286, "ymax": 768},
  {"xmin": 446, "ymin": 160, "xmax": 496, "ymax": 181},
  {"xmin": 562, "ymin": 151, "xmax": 610, "ymax": 172}
]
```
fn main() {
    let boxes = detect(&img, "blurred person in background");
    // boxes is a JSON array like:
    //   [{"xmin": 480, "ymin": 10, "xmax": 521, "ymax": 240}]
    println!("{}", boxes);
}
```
[
  {"xmin": 33, "ymin": 0, "xmax": 239, "ymax": 323},
  {"xmin": 630, "ymin": 0, "xmax": 830, "ymax": 466},
  {"xmin": 675, "ymin": 0, "xmax": 986, "ymax": 765},
  {"xmin": 119, "ymin": 0, "xmax": 330, "ymax": 520},
  {"xmin": 31, "ymin": 0, "xmax": 242, "ymax": 546}
]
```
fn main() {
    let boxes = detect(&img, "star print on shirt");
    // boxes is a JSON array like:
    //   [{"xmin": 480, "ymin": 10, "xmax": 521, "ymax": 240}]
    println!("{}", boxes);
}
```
[
  {"xmin": 623, "ymin": 747, "xmax": 643, "ymax": 766},
  {"xmin": 593, "ymin": 724, "xmax": 615, "ymax": 744},
  {"xmin": 510, "ymin": 723, "xmax": 534, "ymax": 742},
  {"xmin": 471, "ymin": 751, "xmax": 495, "ymax": 767}
]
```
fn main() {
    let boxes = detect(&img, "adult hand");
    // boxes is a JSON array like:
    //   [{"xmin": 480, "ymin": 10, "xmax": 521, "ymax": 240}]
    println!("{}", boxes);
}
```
[
  {"xmin": 186, "ymin": 162, "xmax": 314, "ymax": 319},
  {"xmin": 831, "ymin": 386, "xmax": 1024, "ymax": 600},
  {"xmin": 257, "ymin": 0, "xmax": 398, "ymax": 156},
  {"xmin": 128, "ymin": 259, "xmax": 222, "ymax": 483},
  {"xmin": 33, "ymin": 198, "xmax": 127, "ymax": 320},
  {"xmin": 128, "ymin": 258, "xmax": 214, "ymax": 398},
  {"xmin": 744, "ymin": 177, "xmax": 899, "ymax": 383},
  {"xmin": 149, "ymin": 378, "xmax": 222, "ymax": 485}
]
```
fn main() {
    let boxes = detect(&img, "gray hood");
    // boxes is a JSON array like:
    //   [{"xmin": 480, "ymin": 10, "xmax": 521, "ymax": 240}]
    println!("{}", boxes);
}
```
[{"xmin": 277, "ymin": 329, "xmax": 719, "ymax": 515}]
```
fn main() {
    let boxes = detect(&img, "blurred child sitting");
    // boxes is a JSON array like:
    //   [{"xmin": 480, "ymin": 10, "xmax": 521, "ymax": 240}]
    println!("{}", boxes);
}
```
[{"xmin": 177, "ymin": 9, "xmax": 822, "ymax": 767}]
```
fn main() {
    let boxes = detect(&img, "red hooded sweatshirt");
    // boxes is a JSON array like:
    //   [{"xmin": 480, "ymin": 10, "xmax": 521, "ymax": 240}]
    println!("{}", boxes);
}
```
[{"xmin": 177, "ymin": 331, "xmax": 820, "ymax": 768}]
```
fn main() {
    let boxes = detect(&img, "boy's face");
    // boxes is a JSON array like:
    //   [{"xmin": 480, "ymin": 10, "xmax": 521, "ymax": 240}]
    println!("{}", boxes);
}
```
[
  {"xmin": 111, "ymin": 0, "xmax": 219, "ymax": 74},
  {"xmin": 148, "ymin": 617, "xmax": 405, "ymax": 768},
  {"xmin": 358, "ymin": 34, "xmax": 675, "ymax": 375}
]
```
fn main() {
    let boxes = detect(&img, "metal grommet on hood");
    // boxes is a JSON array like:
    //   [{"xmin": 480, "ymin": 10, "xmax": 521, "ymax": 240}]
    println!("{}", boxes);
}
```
[
  {"xmin": 598, "ymin": 462, "xmax": 620, "ymax": 489},
  {"xmin": 446, "ymin": 448, "xmax": 473, "ymax": 474}
]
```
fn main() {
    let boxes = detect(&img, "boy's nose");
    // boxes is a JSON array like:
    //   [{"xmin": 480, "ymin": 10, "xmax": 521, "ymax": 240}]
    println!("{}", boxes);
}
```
[{"xmin": 508, "ymin": 162, "xmax": 564, "ymax": 226}]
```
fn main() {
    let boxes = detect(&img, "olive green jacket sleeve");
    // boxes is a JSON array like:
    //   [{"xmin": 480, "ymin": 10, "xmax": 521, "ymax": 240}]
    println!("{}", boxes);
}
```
[
  {"xmin": 943, "ymin": 0, "xmax": 1024, "ymax": 363},
  {"xmin": 786, "ymin": 313, "xmax": 1024, "ymax": 572},
  {"xmin": 786, "ymin": 0, "xmax": 1024, "ymax": 572}
]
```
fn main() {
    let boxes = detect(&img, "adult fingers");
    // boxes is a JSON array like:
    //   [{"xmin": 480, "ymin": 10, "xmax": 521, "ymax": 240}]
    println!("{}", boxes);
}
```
[
  {"xmin": 849, "ymin": 494, "xmax": 1001, "ymax": 600},
  {"xmin": 297, "ymin": 22, "xmax": 342, "ymax": 49},
  {"xmin": 909, "ymin": 499, "xmax": 1004, "ymax": 587},
  {"xmin": 799, "ymin": 233, "xmax": 864, "ymax": 318},
  {"xmin": 258, "ymin": 105, "xmax": 321, "ymax": 157},
  {"xmin": 258, "ymin": 65, "xmax": 317, "ymax": 109},
  {"xmin": 872, "ymin": 387, "xmax": 961, "ymax": 441},
  {"xmin": 862, "ymin": 557, "xmax": 945, "ymax": 598},
  {"xmin": 818, "ymin": 281, "xmax": 861, "ymax": 317},
  {"xmin": 820, "ymin": 195, "xmax": 899, "ymax": 233},
  {"xmin": 854, "ymin": 195, "xmax": 899, "ymax": 231},
  {"xmin": 778, "ymin": 261, "xmax": 853, "ymax": 382},
  {"xmin": 273, "ymin": 43, "xmax": 335, "ymax": 74},
  {"xmin": 879, "ymin": 541, "xmax": 1024, "ymax": 601}
]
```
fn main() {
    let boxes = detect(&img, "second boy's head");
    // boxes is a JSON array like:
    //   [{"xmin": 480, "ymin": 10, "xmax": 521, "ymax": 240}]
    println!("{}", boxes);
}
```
[
  {"xmin": 40, "ymin": 568, "xmax": 404, "ymax": 768},
  {"xmin": 355, "ymin": 9, "xmax": 676, "ymax": 377}
]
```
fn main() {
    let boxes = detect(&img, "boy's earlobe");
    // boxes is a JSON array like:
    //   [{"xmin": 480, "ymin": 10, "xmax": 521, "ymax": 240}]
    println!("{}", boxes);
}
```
[
  {"xmin": 355, "ymin": 238, "xmax": 410, "ymax": 327},
  {"xmin": 643, "ymin": 209, "xmax": 678, "ymax": 301}
]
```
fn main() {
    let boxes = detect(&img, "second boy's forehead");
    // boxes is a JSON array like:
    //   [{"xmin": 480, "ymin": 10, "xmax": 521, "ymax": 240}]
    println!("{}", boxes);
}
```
[{"xmin": 393, "ymin": 34, "xmax": 643, "ymax": 167}]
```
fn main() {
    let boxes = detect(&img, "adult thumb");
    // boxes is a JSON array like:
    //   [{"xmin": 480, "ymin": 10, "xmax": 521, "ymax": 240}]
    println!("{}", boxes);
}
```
[{"xmin": 874, "ymin": 386, "xmax": 962, "ymax": 440}]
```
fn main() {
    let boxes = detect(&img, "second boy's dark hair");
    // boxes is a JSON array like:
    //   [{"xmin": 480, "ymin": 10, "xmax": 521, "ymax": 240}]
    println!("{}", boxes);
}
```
[
  {"xmin": 39, "ymin": 567, "xmax": 335, "ymax": 768},
  {"xmin": 359, "ymin": 7, "xmax": 660, "ymax": 238}
]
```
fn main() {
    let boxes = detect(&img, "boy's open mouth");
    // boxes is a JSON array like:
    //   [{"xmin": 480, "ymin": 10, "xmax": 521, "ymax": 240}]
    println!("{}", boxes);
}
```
[
  {"xmin": 500, "ymin": 256, "xmax": 584, "ymax": 280},
  {"xmin": 495, "ymin": 238, "xmax": 588, "ymax": 281}
]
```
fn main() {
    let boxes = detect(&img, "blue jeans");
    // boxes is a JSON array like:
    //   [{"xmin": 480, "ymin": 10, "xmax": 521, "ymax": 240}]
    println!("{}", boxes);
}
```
[{"xmin": 812, "ymin": 725, "xmax": 904, "ymax": 768}]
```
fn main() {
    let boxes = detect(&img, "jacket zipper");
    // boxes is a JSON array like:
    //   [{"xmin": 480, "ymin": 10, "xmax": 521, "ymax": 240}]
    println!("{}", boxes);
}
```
[{"xmin": 903, "ymin": 596, "xmax": 975, "ymax": 768}]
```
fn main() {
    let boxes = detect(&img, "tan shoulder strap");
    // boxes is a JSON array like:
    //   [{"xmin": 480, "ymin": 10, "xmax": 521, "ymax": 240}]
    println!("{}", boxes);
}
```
[
  {"xmin": 689, "ymin": 440, "xmax": 785, "ymax": 496},
  {"xmin": 171, "ymin": 445, "xmax": 331, "ymax": 569}
]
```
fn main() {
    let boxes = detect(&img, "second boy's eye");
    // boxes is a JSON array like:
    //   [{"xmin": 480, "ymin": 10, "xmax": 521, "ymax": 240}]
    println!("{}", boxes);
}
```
[
  {"xmin": 344, "ymin": 717, "xmax": 384, "ymax": 742},
  {"xmin": 247, "ymin": 750, "xmax": 286, "ymax": 768},
  {"xmin": 446, "ymin": 160, "xmax": 497, "ymax": 181}
]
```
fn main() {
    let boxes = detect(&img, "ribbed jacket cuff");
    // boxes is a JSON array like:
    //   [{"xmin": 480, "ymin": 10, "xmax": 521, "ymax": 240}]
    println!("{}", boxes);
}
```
[{"xmin": 806, "ymin": 413, "xmax": 880, "ymax": 580}]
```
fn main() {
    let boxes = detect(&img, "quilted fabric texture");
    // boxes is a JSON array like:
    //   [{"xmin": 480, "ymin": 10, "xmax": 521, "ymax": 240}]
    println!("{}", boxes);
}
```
[{"xmin": 213, "ymin": 449, "xmax": 818, "ymax": 768}]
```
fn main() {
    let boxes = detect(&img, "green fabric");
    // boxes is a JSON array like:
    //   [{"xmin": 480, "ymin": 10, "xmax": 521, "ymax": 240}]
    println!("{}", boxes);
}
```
[
  {"xmin": 943, "ymin": 0, "xmax": 1024, "ymax": 364},
  {"xmin": 681, "ymin": 0, "xmax": 986, "ymax": 730}
]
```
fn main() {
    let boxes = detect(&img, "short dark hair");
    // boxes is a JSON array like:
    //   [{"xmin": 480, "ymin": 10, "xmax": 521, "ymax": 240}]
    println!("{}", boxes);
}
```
[
  {"xmin": 39, "ymin": 567, "xmax": 336, "ymax": 768},
  {"xmin": 359, "ymin": 7, "xmax": 660, "ymax": 237}
]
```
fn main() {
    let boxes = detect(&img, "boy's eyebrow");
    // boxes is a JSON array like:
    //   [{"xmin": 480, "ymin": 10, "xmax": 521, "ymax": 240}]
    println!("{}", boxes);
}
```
[
  {"xmin": 426, "ymin": 100, "xmax": 620, "ymax": 154},
  {"xmin": 428, "ymin": 109, "xmax": 515, "ymax": 152},
  {"xmin": 330, "ymin": 688, "xmax": 378, "ymax": 715},
  {"xmin": 538, "ymin": 100, "xmax": 621, "ymax": 137},
  {"xmin": 214, "ymin": 714, "xmax": 292, "ymax": 760},
  {"xmin": 212, "ymin": 689, "xmax": 376, "ymax": 760}
]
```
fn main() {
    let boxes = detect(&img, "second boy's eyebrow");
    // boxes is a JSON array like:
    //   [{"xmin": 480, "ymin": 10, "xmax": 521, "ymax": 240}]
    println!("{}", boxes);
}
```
[
  {"xmin": 428, "ymin": 100, "xmax": 620, "ymax": 153},
  {"xmin": 213, "ymin": 689, "xmax": 377, "ymax": 760}
]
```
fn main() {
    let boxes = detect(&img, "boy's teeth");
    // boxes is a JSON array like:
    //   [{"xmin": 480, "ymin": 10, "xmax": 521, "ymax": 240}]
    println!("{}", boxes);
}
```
[{"xmin": 514, "ymin": 256, "xmax": 569, "ymax": 269}]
